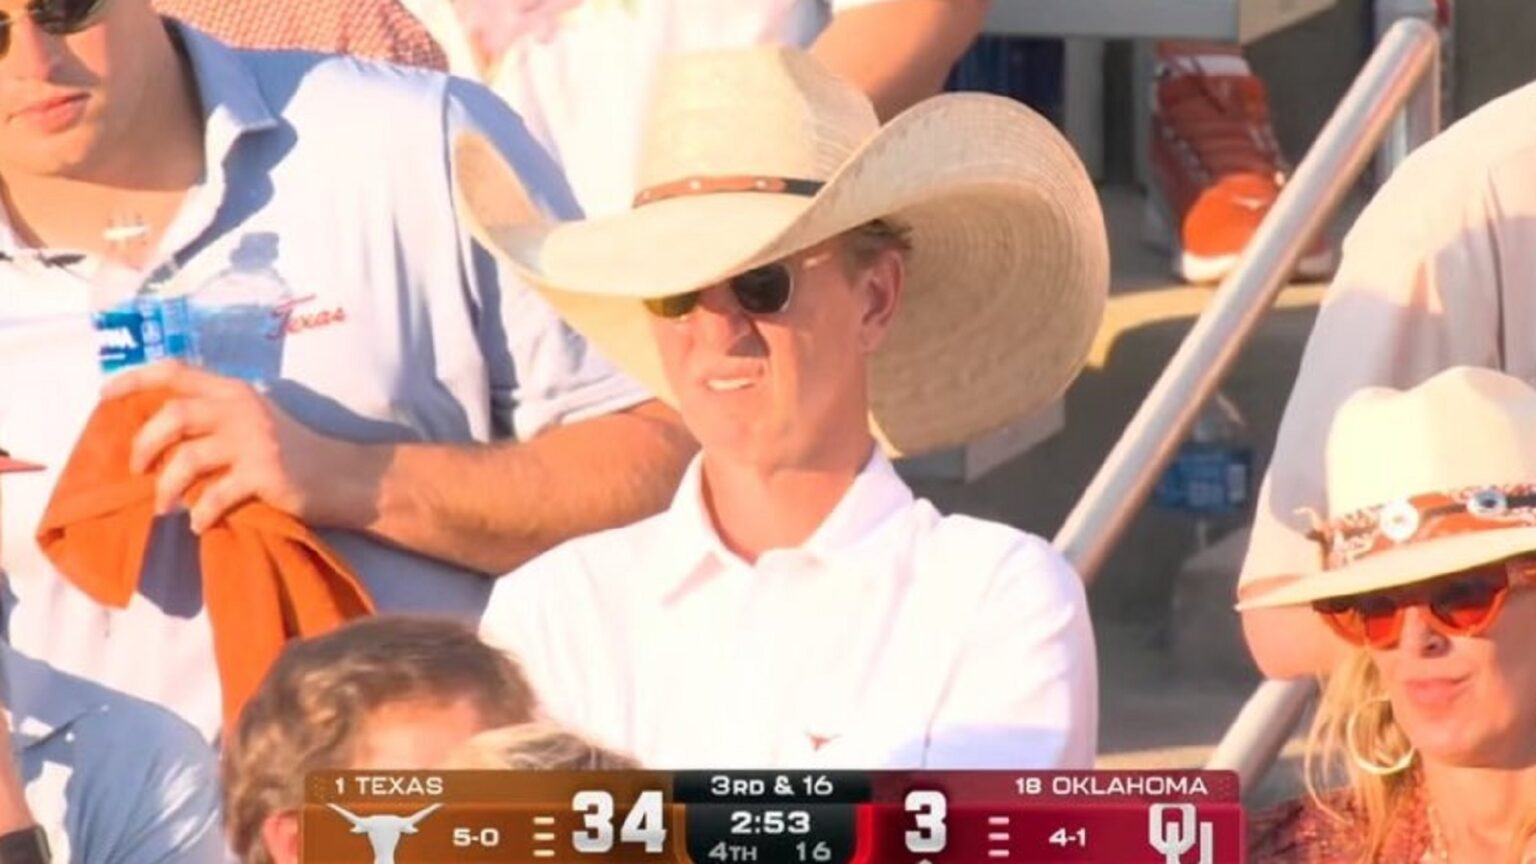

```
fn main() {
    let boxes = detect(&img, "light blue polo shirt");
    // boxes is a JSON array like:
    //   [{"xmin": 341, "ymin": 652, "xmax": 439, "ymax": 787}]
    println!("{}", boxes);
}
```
[
  {"xmin": 4, "ymin": 644, "xmax": 224, "ymax": 863},
  {"xmin": 0, "ymin": 23, "xmax": 648, "ymax": 739}
]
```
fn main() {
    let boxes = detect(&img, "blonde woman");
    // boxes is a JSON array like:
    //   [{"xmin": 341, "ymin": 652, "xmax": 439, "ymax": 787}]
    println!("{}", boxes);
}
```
[{"xmin": 1243, "ymin": 367, "xmax": 1536, "ymax": 863}]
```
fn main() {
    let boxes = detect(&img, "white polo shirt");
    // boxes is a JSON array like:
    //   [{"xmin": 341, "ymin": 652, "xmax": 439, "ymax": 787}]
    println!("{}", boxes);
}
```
[
  {"xmin": 482, "ymin": 451, "xmax": 1098, "ymax": 769},
  {"xmin": 0, "ymin": 23, "xmax": 646, "ymax": 741},
  {"xmin": 4, "ymin": 644, "xmax": 224, "ymax": 863}
]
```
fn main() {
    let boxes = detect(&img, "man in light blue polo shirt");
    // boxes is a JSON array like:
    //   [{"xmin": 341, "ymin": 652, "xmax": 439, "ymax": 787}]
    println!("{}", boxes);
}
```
[
  {"xmin": 0, "ymin": 448, "xmax": 223, "ymax": 863},
  {"xmin": 0, "ymin": 0, "xmax": 693, "ymax": 739}
]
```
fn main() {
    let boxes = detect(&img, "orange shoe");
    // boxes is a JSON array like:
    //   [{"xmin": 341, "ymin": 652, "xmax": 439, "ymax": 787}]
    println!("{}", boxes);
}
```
[{"xmin": 1147, "ymin": 47, "xmax": 1337, "ymax": 284}]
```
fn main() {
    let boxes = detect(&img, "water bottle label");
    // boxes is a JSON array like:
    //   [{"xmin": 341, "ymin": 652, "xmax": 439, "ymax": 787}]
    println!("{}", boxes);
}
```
[
  {"xmin": 1153, "ymin": 443, "xmax": 1254, "ymax": 514},
  {"xmin": 92, "ymin": 296, "xmax": 196, "ymax": 374}
]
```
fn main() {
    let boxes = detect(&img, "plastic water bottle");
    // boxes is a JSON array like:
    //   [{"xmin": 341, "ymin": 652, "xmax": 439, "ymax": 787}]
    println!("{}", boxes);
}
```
[
  {"xmin": 90, "ymin": 217, "xmax": 198, "ymax": 375},
  {"xmin": 1153, "ymin": 390, "xmax": 1254, "ymax": 550},
  {"xmin": 190, "ymin": 234, "xmax": 291, "ymax": 385}
]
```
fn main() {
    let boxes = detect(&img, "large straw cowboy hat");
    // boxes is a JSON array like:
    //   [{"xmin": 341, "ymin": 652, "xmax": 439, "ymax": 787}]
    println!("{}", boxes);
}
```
[
  {"xmin": 454, "ymin": 45, "xmax": 1109, "ymax": 457},
  {"xmin": 1242, "ymin": 366, "xmax": 1536, "ymax": 609}
]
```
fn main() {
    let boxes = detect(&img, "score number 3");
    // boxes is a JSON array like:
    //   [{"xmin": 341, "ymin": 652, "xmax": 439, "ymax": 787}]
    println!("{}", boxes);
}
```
[
  {"xmin": 904, "ymin": 790, "xmax": 947, "ymax": 854},
  {"xmin": 572, "ymin": 790, "xmax": 667, "ymax": 854}
]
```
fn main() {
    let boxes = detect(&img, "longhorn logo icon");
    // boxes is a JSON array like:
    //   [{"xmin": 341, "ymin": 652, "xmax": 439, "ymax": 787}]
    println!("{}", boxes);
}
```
[{"xmin": 327, "ymin": 802, "xmax": 442, "ymax": 864}]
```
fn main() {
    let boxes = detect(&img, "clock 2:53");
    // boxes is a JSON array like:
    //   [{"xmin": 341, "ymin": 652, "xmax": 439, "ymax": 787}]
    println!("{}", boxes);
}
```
[{"xmin": 730, "ymin": 808, "xmax": 811, "ymax": 835}]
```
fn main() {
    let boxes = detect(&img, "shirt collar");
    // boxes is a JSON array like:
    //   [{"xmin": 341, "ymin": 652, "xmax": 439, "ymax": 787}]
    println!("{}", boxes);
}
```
[
  {"xmin": 174, "ymin": 21, "xmax": 280, "ymax": 161},
  {"xmin": 0, "ymin": 20, "xmax": 279, "ymax": 257},
  {"xmin": 654, "ymin": 446, "xmax": 916, "ymax": 598}
]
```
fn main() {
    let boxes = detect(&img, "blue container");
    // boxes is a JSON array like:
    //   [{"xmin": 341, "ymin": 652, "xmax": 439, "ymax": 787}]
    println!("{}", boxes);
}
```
[
  {"xmin": 1153, "ymin": 442, "xmax": 1254, "ymax": 515},
  {"xmin": 92, "ymin": 294, "xmax": 197, "ymax": 375}
]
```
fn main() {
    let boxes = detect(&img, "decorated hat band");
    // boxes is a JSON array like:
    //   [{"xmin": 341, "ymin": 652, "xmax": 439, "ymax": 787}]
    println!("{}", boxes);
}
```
[{"xmin": 1311, "ymin": 484, "xmax": 1536, "ymax": 571}]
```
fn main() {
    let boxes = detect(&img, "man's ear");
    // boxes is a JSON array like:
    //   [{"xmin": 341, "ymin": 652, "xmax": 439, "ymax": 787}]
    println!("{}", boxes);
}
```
[
  {"xmin": 858, "ymin": 249, "xmax": 904, "ymax": 353},
  {"xmin": 260, "ymin": 810, "xmax": 302, "ymax": 864}
]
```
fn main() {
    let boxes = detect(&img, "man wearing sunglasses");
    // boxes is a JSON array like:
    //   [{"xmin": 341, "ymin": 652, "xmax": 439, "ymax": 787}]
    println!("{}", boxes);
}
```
[
  {"xmin": 465, "ymin": 48, "xmax": 1107, "ymax": 769},
  {"xmin": 0, "ymin": 448, "xmax": 223, "ymax": 863},
  {"xmin": 1241, "ymin": 367, "xmax": 1536, "ymax": 862},
  {"xmin": 0, "ymin": 0, "xmax": 692, "ymax": 741}
]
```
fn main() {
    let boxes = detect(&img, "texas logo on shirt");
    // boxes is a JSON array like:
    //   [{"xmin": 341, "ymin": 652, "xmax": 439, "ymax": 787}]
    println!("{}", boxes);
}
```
[{"xmin": 269, "ymin": 294, "xmax": 348, "ymax": 339}]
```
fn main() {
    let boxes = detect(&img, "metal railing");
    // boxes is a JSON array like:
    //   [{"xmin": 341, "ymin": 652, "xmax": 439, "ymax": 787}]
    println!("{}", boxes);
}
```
[{"xmin": 1050, "ymin": 18, "xmax": 1443, "ymax": 792}]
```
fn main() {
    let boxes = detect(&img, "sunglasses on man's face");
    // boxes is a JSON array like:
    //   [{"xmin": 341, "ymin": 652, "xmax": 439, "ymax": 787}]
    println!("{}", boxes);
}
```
[
  {"xmin": 643, "ymin": 261, "xmax": 795, "ymax": 320},
  {"xmin": 1313, "ymin": 557, "xmax": 1536, "ymax": 650},
  {"xmin": 0, "ymin": 0, "xmax": 109, "ymax": 59}
]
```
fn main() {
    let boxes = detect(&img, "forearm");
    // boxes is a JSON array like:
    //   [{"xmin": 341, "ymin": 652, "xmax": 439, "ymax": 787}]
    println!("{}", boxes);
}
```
[
  {"xmin": 319, "ymin": 401, "xmax": 696, "ymax": 574},
  {"xmin": 811, "ymin": 0, "xmax": 991, "ymax": 120}
]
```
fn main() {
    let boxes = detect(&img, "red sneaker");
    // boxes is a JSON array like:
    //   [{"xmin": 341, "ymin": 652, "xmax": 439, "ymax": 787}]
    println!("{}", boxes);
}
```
[{"xmin": 1147, "ymin": 47, "xmax": 1337, "ymax": 284}]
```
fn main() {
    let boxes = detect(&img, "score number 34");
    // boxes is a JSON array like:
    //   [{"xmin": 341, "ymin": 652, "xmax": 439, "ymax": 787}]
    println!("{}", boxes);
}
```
[{"xmin": 572, "ymin": 791, "xmax": 667, "ymax": 854}]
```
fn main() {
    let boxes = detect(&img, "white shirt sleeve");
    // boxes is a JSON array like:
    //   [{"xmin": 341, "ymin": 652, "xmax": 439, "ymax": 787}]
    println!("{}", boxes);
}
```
[
  {"xmin": 921, "ymin": 531, "xmax": 1098, "ymax": 769},
  {"xmin": 442, "ymin": 77, "xmax": 652, "ymax": 441},
  {"xmin": 480, "ymin": 546, "xmax": 581, "ymax": 729}
]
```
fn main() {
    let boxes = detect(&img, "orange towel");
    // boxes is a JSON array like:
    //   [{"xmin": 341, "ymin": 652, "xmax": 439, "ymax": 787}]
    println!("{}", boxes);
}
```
[{"xmin": 37, "ymin": 389, "xmax": 375, "ymax": 729}]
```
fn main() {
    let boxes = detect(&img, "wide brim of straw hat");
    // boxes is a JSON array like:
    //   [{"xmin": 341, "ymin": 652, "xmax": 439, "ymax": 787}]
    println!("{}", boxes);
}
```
[
  {"xmin": 455, "ymin": 92, "xmax": 1109, "ymax": 457},
  {"xmin": 1240, "ymin": 367, "xmax": 1536, "ymax": 610},
  {"xmin": 1238, "ymin": 527, "xmax": 1536, "ymax": 610}
]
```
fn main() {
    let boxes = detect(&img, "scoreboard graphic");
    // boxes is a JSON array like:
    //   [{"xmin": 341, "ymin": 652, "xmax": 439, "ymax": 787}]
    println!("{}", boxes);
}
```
[{"xmin": 302, "ymin": 770, "xmax": 1243, "ymax": 863}]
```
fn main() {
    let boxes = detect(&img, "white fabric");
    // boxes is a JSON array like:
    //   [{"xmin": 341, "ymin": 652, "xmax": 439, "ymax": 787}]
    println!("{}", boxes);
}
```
[
  {"xmin": 402, "ymin": 0, "xmax": 895, "ymax": 217},
  {"xmin": 1243, "ymin": 80, "xmax": 1536, "ymax": 592},
  {"xmin": 481, "ymin": 451, "xmax": 1098, "ymax": 769}
]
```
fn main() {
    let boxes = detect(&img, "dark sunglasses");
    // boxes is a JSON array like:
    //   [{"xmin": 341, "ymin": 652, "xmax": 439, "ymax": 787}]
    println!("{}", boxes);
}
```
[
  {"xmin": 0, "ymin": 0, "xmax": 109, "ymax": 58},
  {"xmin": 643, "ymin": 262, "xmax": 794, "ymax": 320},
  {"xmin": 1314, "ymin": 557, "xmax": 1536, "ymax": 649}
]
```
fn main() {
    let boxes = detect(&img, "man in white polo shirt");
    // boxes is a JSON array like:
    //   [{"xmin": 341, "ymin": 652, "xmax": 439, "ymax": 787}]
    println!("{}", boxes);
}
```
[
  {"xmin": 0, "ymin": 0, "xmax": 691, "ymax": 740},
  {"xmin": 0, "ymin": 448, "xmax": 223, "ymax": 863},
  {"xmin": 464, "ymin": 47, "xmax": 1107, "ymax": 768}
]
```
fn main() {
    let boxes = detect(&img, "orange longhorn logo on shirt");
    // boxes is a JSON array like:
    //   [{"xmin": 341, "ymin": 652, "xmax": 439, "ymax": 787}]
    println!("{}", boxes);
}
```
[{"xmin": 806, "ymin": 732, "xmax": 841, "ymax": 752}]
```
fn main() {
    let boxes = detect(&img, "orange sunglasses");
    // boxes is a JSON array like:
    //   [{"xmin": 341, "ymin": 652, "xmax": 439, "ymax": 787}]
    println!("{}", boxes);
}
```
[{"xmin": 1313, "ymin": 556, "xmax": 1536, "ymax": 649}]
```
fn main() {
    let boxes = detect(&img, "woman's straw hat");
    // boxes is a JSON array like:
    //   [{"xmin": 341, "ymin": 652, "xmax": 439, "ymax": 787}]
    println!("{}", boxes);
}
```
[{"xmin": 1242, "ymin": 367, "xmax": 1536, "ymax": 609}]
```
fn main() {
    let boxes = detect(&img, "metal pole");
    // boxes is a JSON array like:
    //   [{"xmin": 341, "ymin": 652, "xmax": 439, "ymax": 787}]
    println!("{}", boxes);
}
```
[
  {"xmin": 1052, "ymin": 19, "xmax": 1442, "ymax": 584},
  {"xmin": 1388, "ymin": 21, "xmax": 1442, "ymax": 176},
  {"xmin": 1374, "ymin": 0, "xmax": 1445, "ymax": 178},
  {"xmin": 1204, "ymin": 21, "xmax": 1444, "ymax": 795},
  {"xmin": 1204, "ymin": 678, "xmax": 1315, "ymax": 790}
]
